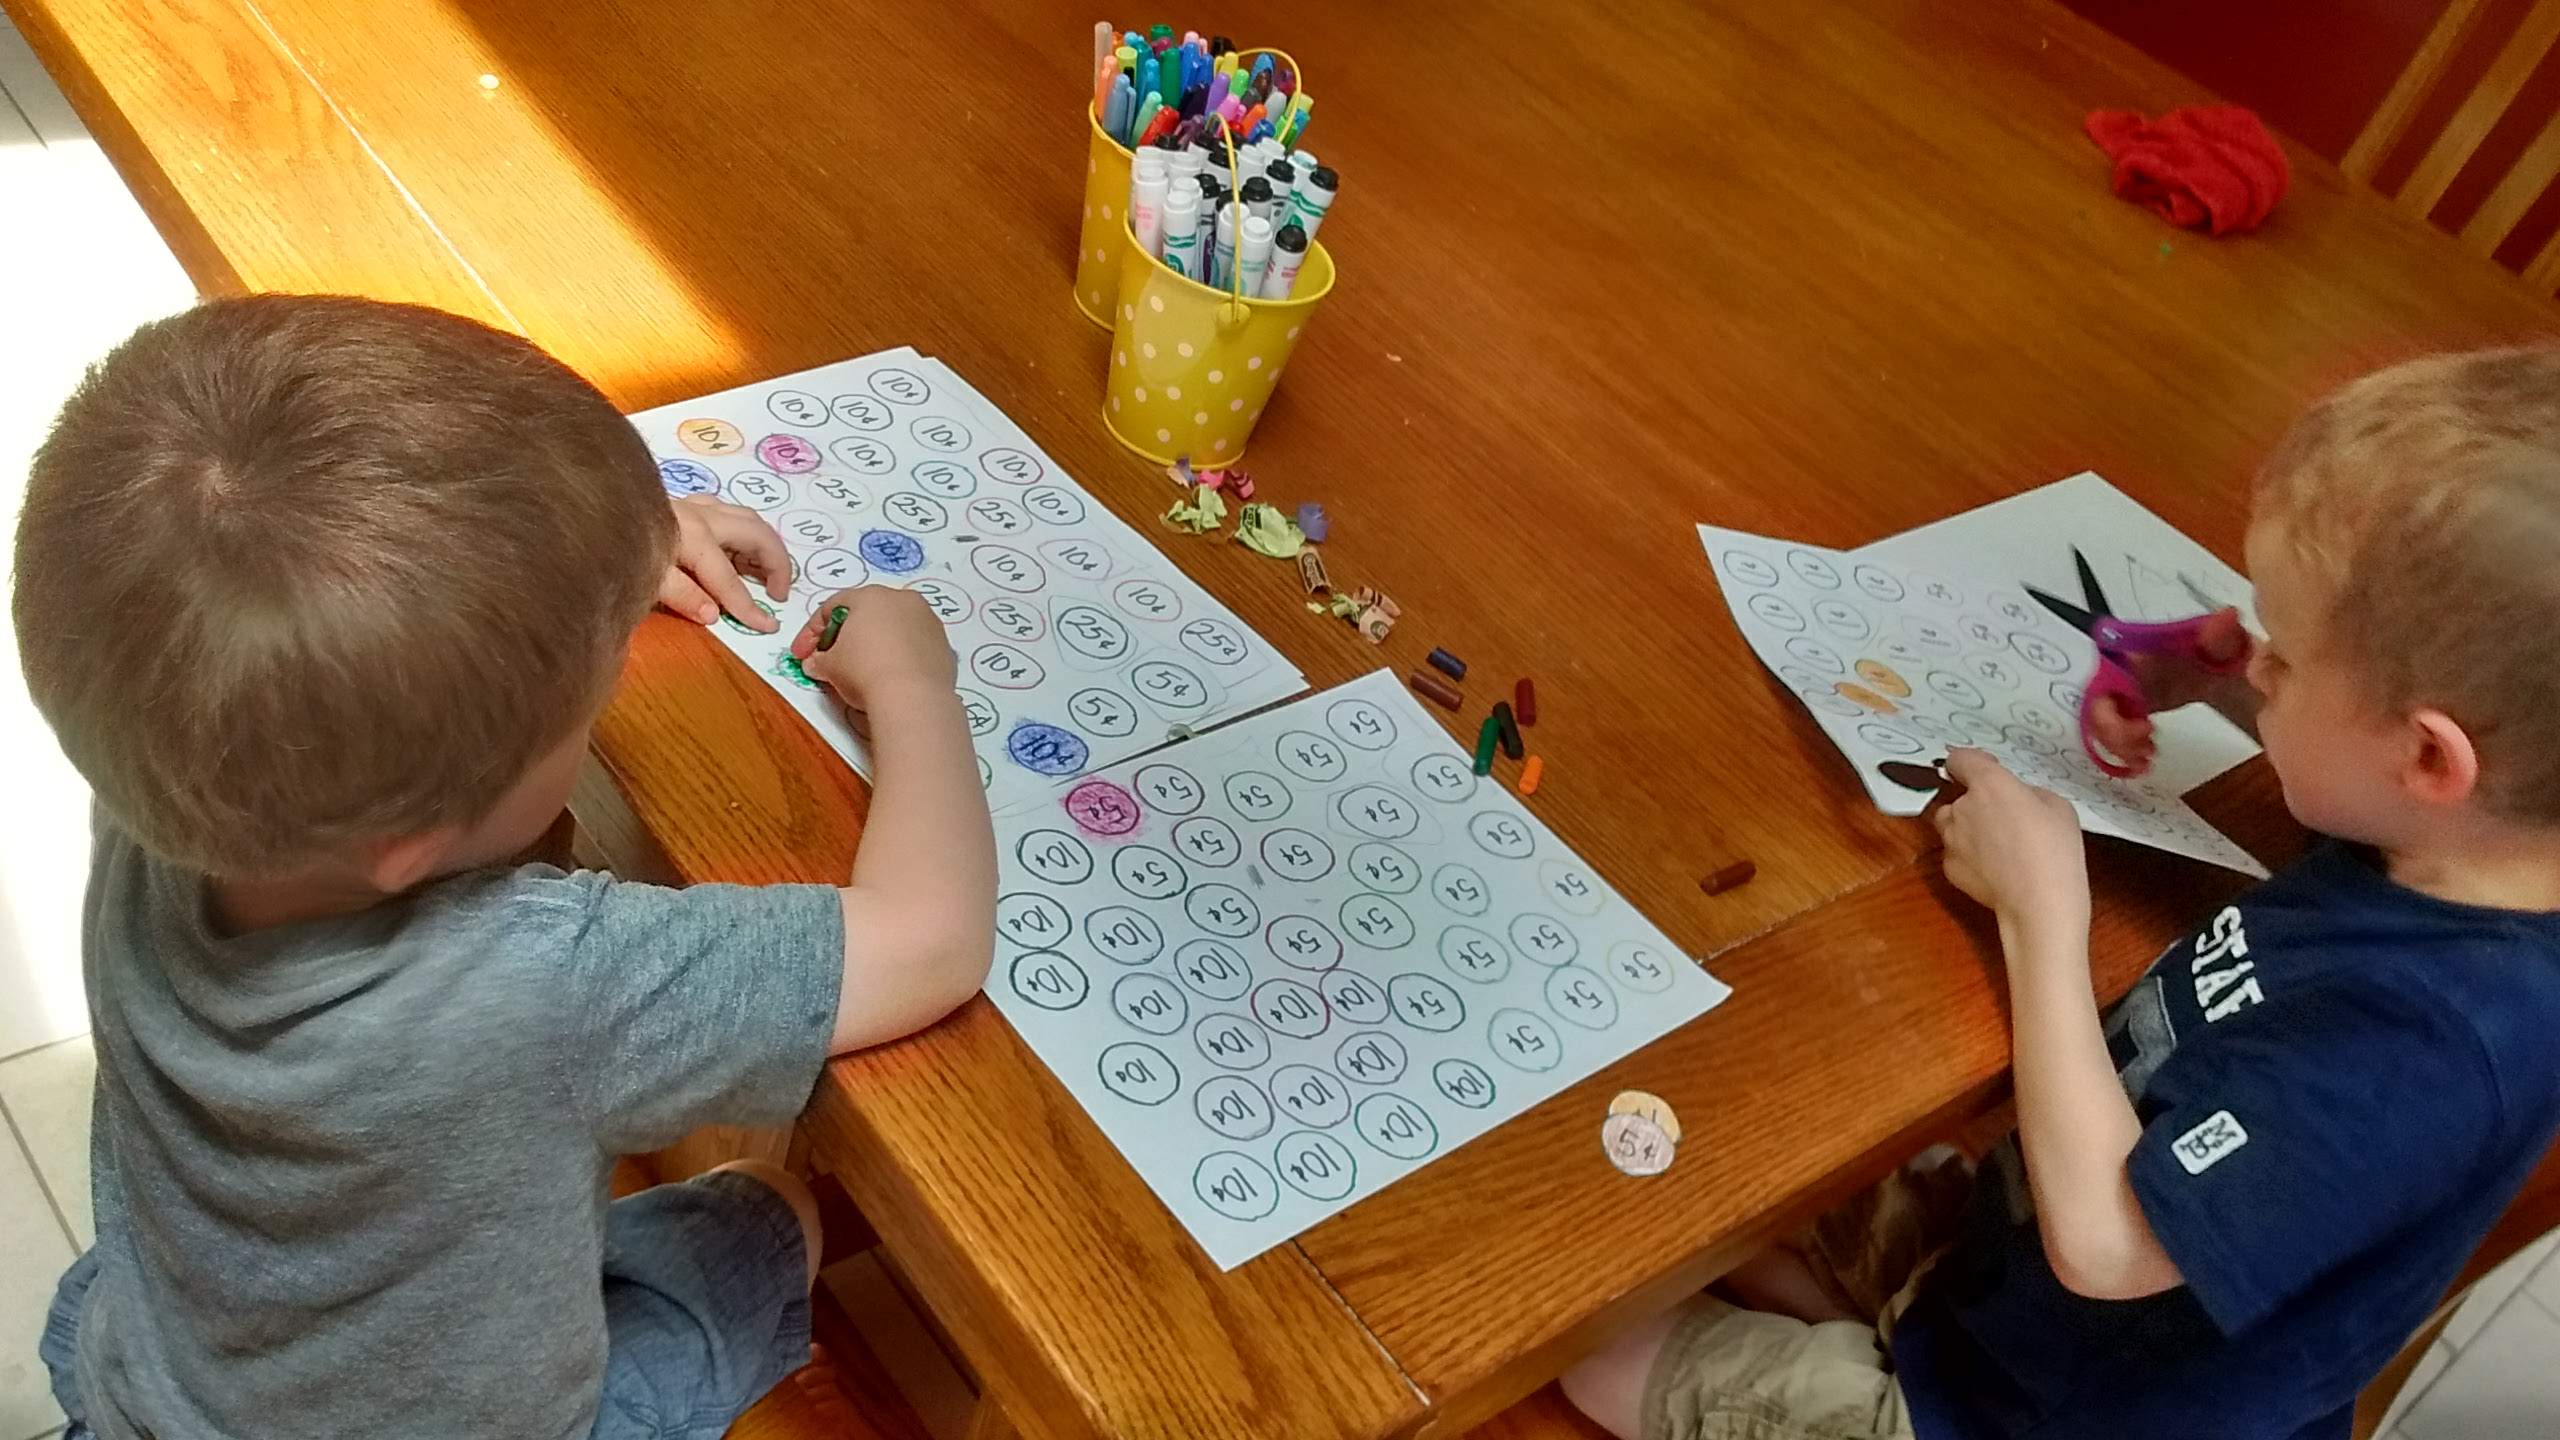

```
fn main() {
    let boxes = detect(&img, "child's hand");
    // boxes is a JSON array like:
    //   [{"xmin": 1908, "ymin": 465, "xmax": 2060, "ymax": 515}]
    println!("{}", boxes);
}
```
[
  {"xmin": 1932, "ymin": 748, "xmax": 2091, "ymax": 937},
  {"xmin": 790, "ymin": 586, "xmax": 956, "ymax": 704},
  {"xmin": 658, "ymin": 497, "xmax": 790, "ymax": 632},
  {"xmin": 2083, "ymin": 608, "xmax": 2252, "ymax": 775}
]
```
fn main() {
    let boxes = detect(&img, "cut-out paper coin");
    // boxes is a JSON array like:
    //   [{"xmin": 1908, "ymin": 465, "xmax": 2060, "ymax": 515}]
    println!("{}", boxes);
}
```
[
  {"xmin": 1602, "ymin": 1089, "xmax": 1682, "ymax": 1177},
  {"xmin": 1608, "ymin": 1088, "xmax": 1683, "ymax": 1144},
  {"xmin": 1601, "ymin": 1113, "xmax": 1676, "ymax": 1178}
]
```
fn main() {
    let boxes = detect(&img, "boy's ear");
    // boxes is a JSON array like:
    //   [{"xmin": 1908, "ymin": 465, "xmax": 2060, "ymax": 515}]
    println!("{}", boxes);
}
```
[
  {"xmin": 365, "ymin": 828, "xmax": 458, "ymax": 893},
  {"xmin": 2400, "ymin": 707, "xmax": 2481, "ymax": 810}
]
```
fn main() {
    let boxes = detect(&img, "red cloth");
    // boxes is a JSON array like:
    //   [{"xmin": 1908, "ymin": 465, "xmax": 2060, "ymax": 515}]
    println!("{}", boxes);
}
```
[{"xmin": 2084, "ymin": 105, "xmax": 2290, "ymax": 236}]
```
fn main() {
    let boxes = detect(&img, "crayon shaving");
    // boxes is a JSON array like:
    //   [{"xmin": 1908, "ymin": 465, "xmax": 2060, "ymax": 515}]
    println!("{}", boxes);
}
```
[
  {"xmin": 1234, "ymin": 501, "xmax": 1304, "ymax": 558},
  {"xmin": 1163, "ymin": 484, "xmax": 1228, "ymax": 534}
]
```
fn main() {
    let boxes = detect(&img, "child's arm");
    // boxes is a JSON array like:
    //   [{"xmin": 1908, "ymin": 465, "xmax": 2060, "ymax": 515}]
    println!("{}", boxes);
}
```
[
  {"xmin": 1936, "ymin": 749, "xmax": 2185, "ymax": 1300},
  {"xmin": 794, "ymin": 587, "xmax": 998, "ymax": 1052}
]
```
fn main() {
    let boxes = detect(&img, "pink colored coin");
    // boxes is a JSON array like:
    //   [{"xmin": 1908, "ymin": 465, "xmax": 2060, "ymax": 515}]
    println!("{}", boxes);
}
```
[
  {"xmin": 1064, "ymin": 779, "xmax": 1143, "ymax": 837},
  {"xmin": 755, "ymin": 433, "xmax": 822, "ymax": 474}
]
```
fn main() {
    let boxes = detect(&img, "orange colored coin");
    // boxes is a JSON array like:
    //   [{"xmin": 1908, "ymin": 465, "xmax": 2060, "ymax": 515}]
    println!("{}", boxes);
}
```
[
  {"xmin": 1835, "ymin": 681, "xmax": 1897, "ymax": 714},
  {"xmin": 677, "ymin": 417, "xmax": 745, "ymax": 455},
  {"xmin": 1854, "ymin": 659, "xmax": 1911, "ymax": 697}
]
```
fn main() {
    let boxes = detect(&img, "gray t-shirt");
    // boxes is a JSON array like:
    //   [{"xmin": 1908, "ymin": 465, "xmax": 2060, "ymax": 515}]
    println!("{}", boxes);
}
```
[{"xmin": 69, "ymin": 817, "xmax": 844, "ymax": 1439}]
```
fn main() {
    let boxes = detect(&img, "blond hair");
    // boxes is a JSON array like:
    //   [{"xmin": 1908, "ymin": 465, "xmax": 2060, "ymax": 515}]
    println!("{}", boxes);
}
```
[
  {"xmin": 13, "ymin": 295, "xmax": 673, "ymax": 875},
  {"xmin": 2255, "ymin": 346, "xmax": 2560, "ymax": 822}
]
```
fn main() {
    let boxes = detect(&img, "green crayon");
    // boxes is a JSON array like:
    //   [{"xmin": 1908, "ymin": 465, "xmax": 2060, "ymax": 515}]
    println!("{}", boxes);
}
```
[{"xmin": 818, "ymin": 604, "xmax": 849, "ymax": 651}]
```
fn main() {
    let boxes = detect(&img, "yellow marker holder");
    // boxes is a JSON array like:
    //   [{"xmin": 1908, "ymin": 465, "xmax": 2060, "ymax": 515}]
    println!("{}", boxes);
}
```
[
  {"xmin": 1074, "ymin": 47, "xmax": 1302, "ymax": 329},
  {"xmin": 1099, "ymin": 116, "xmax": 1335, "ymax": 468}
]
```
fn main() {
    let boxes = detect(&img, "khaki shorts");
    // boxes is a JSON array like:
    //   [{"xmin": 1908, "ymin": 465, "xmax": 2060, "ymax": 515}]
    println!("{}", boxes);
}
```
[{"xmin": 1642, "ymin": 1156, "xmax": 1974, "ymax": 1440}]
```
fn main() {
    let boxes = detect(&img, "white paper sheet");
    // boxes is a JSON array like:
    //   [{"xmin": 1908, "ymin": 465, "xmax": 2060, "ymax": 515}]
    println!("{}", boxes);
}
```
[
  {"xmin": 1699, "ymin": 473, "xmax": 2268, "ymax": 876},
  {"xmin": 983, "ymin": 669, "xmax": 1732, "ymax": 1268},
  {"xmin": 628, "ymin": 349, "xmax": 1307, "ymax": 812}
]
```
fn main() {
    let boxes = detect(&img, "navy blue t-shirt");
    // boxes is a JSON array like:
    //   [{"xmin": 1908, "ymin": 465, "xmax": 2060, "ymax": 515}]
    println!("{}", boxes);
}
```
[{"xmin": 1893, "ymin": 841, "xmax": 2560, "ymax": 1439}]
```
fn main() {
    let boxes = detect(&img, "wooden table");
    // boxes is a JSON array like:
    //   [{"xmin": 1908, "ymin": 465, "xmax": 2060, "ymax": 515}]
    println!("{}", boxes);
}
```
[{"xmin": 13, "ymin": 0, "xmax": 2552, "ymax": 1434}]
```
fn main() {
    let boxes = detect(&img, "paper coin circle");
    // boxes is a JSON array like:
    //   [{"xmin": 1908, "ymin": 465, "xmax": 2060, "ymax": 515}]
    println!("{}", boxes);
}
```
[
  {"xmin": 1608, "ymin": 1088, "xmax": 1683, "ymax": 1144},
  {"xmin": 1601, "ymin": 1113, "xmax": 1677, "ymax": 1177}
]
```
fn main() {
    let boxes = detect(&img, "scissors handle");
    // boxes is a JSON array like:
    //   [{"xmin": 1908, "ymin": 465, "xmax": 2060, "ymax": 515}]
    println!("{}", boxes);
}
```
[
  {"xmin": 2089, "ymin": 613, "xmax": 2251, "ymax": 675},
  {"xmin": 2075, "ymin": 659, "xmax": 2153, "ymax": 779}
]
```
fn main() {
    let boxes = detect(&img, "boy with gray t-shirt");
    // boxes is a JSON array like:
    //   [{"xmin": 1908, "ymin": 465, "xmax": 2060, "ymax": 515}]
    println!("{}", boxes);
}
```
[{"xmin": 16, "ymin": 296, "xmax": 996, "ymax": 1439}]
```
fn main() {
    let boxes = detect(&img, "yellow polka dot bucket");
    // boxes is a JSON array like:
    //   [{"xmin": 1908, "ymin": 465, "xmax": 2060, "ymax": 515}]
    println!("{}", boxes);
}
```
[
  {"xmin": 1073, "ymin": 47, "xmax": 1301, "ymax": 329},
  {"xmin": 1102, "ymin": 223, "xmax": 1334, "ymax": 469}
]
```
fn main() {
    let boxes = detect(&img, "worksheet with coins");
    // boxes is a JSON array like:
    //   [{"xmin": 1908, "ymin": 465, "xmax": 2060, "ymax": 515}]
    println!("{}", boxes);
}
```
[
  {"xmin": 1700, "ymin": 472, "xmax": 2266, "ymax": 875},
  {"xmin": 984, "ymin": 669, "xmax": 1732, "ymax": 1268},
  {"xmin": 631, "ymin": 347, "xmax": 1306, "ymax": 815}
]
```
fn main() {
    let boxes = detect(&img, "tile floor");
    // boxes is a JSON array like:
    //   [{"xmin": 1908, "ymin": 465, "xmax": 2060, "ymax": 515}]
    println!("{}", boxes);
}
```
[{"xmin": 1, "ymin": 13, "xmax": 2555, "ymax": 1440}]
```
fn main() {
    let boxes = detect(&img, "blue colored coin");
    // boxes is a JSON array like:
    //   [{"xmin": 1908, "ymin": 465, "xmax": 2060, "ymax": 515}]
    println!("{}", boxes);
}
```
[
  {"xmin": 1006, "ymin": 721, "xmax": 1090, "ymax": 776},
  {"xmin": 858, "ymin": 528, "xmax": 926, "ymax": 573},
  {"xmin": 657, "ymin": 458, "xmax": 719, "ymax": 497}
]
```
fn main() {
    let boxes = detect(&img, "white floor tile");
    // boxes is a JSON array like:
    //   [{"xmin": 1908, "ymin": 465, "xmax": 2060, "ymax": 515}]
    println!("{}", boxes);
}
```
[
  {"xmin": 2379, "ymin": 1336, "xmax": 2456, "ymax": 1434},
  {"xmin": 0, "ymin": 10, "xmax": 195, "ymax": 1063},
  {"xmin": 0, "ymin": 1132, "xmax": 73, "ymax": 1439},
  {"xmin": 0, "ymin": 1036, "xmax": 93, "ymax": 1248},
  {"xmin": 0, "ymin": 14, "xmax": 84, "ymax": 145},
  {"xmin": 2443, "ymin": 1235, "xmax": 2549, "ymax": 1350},
  {"xmin": 2400, "ymin": 1293, "xmax": 2560, "ymax": 1440},
  {"xmin": 2518, "ymin": 1228, "xmax": 2560, "ymax": 1314}
]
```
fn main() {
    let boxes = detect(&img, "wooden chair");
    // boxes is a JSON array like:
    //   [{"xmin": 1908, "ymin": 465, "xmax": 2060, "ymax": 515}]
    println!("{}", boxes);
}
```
[{"xmin": 2344, "ymin": 0, "xmax": 2560, "ymax": 288}]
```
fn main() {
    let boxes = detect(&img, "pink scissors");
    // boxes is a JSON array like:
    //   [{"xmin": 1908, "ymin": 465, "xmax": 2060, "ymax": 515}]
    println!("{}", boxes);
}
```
[{"xmin": 2027, "ymin": 548, "xmax": 2249, "ymax": 778}]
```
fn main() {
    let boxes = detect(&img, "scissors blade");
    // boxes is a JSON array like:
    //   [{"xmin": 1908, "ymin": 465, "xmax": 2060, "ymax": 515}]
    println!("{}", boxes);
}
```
[
  {"xmin": 2072, "ymin": 548, "xmax": 2112, "ymax": 620},
  {"xmin": 2025, "ymin": 583, "xmax": 2098, "ymax": 635},
  {"xmin": 2178, "ymin": 571, "xmax": 2230, "ymax": 614}
]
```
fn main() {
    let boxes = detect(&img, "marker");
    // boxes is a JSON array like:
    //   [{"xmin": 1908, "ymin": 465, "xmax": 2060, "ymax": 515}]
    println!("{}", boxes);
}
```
[
  {"xmin": 1206, "ymin": 69, "xmax": 1230, "ymax": 116},
  {"xmin": 1473, "ymin": 714, "xmax": 1502, "ymax": 775},
  {"xmin": 1518, "ymin": 755, "xmax": 1545, "ymax": 795},
  {"xmin": 1093, "ymin": 54, "xmax": 1119, "ymax": 118},
  {"xmin": 1168, "ymin": 142, "xmax": 1206, "ymax": 196},
  {"xmin": 1260, "ymin": 222, "xmax": 1308, "ymax": 298},
  {"xmin": 1159, "ymin": 180, "xmax": 1202, "ymax": 278},
  {"xmin": 1137, "ymin": 104, "xmax": 1179, "ymax": 147},
  {"xmin": 1236, "ymin": 102, "xmax": 1266, "ymax": 141},
  {"xmin": 1212, "ymin": 203, "xmax": 1238, "ymax": 288},
  {"xmin": 1131, "ymin": 151, "xmax": 1169, "ymax": 257},
  {"xmin": 1287, "ymin": 163, "xmax": 1338, "ymax": 244},
  {"xmin": 818, "ymin": 604, "xmax": 850, "ymax": 651},
  {"xmin": 1137, "ymin": 53, "xmax": 1159, "ymax": 119},
  {"xmin": 1264, "ymin": 157, "xmax": 1297, "ymax": 212},
  {"xmin": 1514, "ymin": 677, "xmax": 1537, "ymax": 726},
  {"xmin": 1240, "ymin": 174, "xmax": 1279, "ymax": 229},
  {"xmin": 1235, "ymin": 213, "xmax": 1275, "ymax": 296},
  {"xmin": 1279, "ymin": 91, "xmax": 1312, "ymax": 145}
]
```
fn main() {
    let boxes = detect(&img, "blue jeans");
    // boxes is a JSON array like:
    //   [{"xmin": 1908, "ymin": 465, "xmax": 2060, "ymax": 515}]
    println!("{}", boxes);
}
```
[{"xmin": 43, "ymin": 1170, "xmax": 811, "ymax": 1438}]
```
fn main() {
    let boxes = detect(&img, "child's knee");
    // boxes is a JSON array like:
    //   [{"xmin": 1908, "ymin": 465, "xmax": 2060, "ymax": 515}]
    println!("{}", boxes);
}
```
[{"xmin": 710, "ymin": 1159, "xmax": 821, "ymax": 1283}]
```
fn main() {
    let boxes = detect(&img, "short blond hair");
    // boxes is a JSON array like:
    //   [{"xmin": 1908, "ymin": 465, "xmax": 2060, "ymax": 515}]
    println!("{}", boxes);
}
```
[
  {"xmin": 2255, "ymin": 346, "xmax": 2560, "ymax": 822},
  {"xmin": 13, "ymin": 296, "xmax": 674, "ymax": 875}
]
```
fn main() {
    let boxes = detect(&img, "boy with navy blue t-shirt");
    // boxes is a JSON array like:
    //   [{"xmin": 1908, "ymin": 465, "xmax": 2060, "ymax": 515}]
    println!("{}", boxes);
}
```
[{"xmin": 1563, "ymin": 348, "xmax": 2560, "ymax": 1440}]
